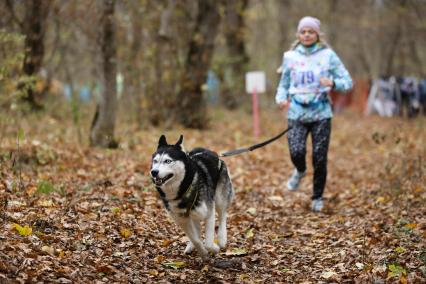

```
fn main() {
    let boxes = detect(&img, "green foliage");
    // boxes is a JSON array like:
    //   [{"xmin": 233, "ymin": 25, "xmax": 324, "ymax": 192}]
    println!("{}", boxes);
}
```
[
  {"xmin": 36, "ymin": 180, "xmax": 56, "ymax": 195},
  {"xmin": 0, "ymin": 31, "xmax": 25, "ymax": 78},
  {"xmin": 0, "ymin": 31, "xmax": 26, "ymax": 107},
  {"xmin": 419, "ymin": 248, "xmax": 426, "ymax": 266},
  {"xmin": 387, "ymin": 263, "xmax": 406, "ymax": 278},
  {"xmin": 17, "ymin": 128, "xmax": 25, "ymax": 142},
  {"xmin": 0, "ymin": 30, "xmax": 37, "ymax": 133}
]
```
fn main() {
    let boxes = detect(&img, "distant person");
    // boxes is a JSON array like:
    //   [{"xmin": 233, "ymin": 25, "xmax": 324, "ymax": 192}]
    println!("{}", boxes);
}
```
[
  {"xmin": 418, "ymin": 78, "xmax": 426, "ymax": 115},
  {"xmin": 366, "ymin": 76, "xmax": 400, "ymax": 117},
  {"xmin": 398, "ymin": 76, "xmax": 420, "ymax": 118},
  {"xmin": 275, "ymin": 16, "xmax": 353, "ymax": 212}
]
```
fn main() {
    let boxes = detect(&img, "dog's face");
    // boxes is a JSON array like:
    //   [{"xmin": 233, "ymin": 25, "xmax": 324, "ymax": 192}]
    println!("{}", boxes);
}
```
[{"xmin": 150, "ymin": 135, "xmax": 187, "ymax": 189}]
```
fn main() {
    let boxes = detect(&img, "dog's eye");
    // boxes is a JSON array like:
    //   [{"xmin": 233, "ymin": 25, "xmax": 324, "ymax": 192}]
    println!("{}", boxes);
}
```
[
  {"xmin": 153, "ymin": 159, "xmax": 158, "ymax": 164},
  {"xmin": 164, "ymin": 159, "xmax": 172, "ymax": 164}
]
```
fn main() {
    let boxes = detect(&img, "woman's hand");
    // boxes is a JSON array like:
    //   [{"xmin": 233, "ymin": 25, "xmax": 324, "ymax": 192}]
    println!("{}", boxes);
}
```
[
  {"xmin": 320, "ymin": 77, "xmax": 334, "ymax": 88},
  {"xmin": 278, "ymin": 100, "xmax": 289, "ymax": 110}
]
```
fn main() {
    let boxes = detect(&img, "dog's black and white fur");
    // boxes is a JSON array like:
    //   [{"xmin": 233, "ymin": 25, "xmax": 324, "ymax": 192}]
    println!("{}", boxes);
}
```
[{"xmin": 150, "ymin": 135, "xmax": 234, "ymax": 260}]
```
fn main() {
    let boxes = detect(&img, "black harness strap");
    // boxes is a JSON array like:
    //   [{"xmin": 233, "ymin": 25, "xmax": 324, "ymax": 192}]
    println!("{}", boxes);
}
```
[{"xmin": 177, "ymin": 184, "xmax": 198, "ymax": 217}]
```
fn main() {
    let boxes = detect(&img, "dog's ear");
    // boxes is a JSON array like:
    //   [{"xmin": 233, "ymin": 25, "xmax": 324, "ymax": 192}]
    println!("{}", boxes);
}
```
[
  {"xmin": 175, "ymin": 135, "xmax": 184, "ymax": 150},
  {"xmin": 158, "ymin": 135, "xmax": 168, "ymax": 148},
  {"xmin": 175, "ymin": 135, "xmax": 183, "ymax": 146}
]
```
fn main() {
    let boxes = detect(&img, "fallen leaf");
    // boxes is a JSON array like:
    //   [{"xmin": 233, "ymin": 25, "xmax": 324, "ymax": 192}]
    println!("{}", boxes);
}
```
[
  {"xmin": 372, "ymin": 264, "xmax": 387, "ymax": 273},
  {"xmin": 394, "ymin": 247, "xmax": 405, "ymax": 253},
  {"xmin": 38, "ymin": 199, "xmax": 54, "ymax": 207},
  {"xmin": 13, "ymin": 224, "xmax": 32, "ymax": 236},
  {"xmin": 8, "ymin": 200, "xmax": 26, "ymax": 207},
  {"xmin": 376, "ymin": 196, "xmax": 386, "ymax": 203},
  {"xmin": 120, "ymin": 228, "xmax": 132, "ymax": 238},
  {"xmin": 245, "ymin": 228, "xmax": 254, "ymax": 239},
  {"xmin": 355, "ymin": 262, "xmax": 364, "ymax": 270},
  {"xmin": 154, "ymin": 255, "xmax": 166, "ymax": 263},
  {"xmin": 246, "ymin": 207, "xmax": 257, "ymax": 215},
  {"xmin": 224, "ymin": 248, "xmax": 248, "ymax": 256},
  {"xmin": 111, "ymin": 207, "xmax": 120, "ymax": 214},
  {"xmin": 403, "ymin": 223, "xmax": 416, "ymax": 230},
  {"xmin": 96, "ymin": 265, "xmax": 113, "ymax": 274},
  {"xmin": 387, "ymin": 264, "xmax": 406, "ymax": 279},
  {"xmin": 162, "ymin": 260, "xmax": 187, "ymax": 269},
  {"xmin": 268, "ymin": 196, "xmax": 283, "ymax": 202},
  {"xmin": 161, "ymin": 239, "xmax": 172, "ymax": 247},
  {"xmin": 41, "ymin": 245, "xmax": 55, "ymax": 255},
  {"xmin": 321, "ymin": 270, "xmax": 338, "ymax": 279}
]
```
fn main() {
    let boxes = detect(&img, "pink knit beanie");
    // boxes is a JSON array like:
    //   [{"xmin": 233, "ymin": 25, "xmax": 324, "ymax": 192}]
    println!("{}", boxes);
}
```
[{"xmin": 297, "ymin": 16, "xmax": 321, "ymax": 34}]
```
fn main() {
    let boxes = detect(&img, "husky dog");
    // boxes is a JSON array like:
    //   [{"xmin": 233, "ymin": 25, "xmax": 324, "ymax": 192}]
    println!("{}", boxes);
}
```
[{"xmin": 150, "ymin": 135, "xmax": 234, "ymax": 261}]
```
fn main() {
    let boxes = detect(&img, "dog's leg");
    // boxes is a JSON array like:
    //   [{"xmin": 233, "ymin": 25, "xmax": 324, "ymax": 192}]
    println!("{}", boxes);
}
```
[
  {"xmin": 215, "ymin": 169, "xmax": 233, "ymax": 249},
  {"xmin": 184, "ymin": 241, "xmax": 194, "ymax": 254},
  {"xmin": 204, "ymin": 206, "xmax": 219, "ymax": 254},
  {"xmin": 184, "ymin": 221, "xmax": 201, "ymax": 254},
  {"xmin": 216, "ymin": 206, "xmax": 228, "ymax": 249},
  {"xmin": 179, "ymin": 219, "xmax": 208, "ymax": 261}
]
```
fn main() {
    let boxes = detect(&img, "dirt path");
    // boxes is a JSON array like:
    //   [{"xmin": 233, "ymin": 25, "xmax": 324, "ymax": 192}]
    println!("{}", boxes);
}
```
[{"xmin": 1, "ymin": 110, "xmax": 425, "ymax": 283}]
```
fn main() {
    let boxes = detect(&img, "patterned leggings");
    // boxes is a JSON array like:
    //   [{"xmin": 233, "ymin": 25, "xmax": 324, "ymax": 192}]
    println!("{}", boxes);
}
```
[{"xmin": 287, "ymin": 118, "xmax": 331, "ymax": 200}]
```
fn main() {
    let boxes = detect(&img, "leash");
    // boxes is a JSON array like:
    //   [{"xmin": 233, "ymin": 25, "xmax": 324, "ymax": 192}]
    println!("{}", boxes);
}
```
[
  {"xmin": 219, "ymin": 97, "xmax": 331, "ymax": 158},
  {"xmin": 218, "ymin": 105, "xmax": 320, "ymax": 157},
  {"xmin": 220, "ymin": 126, "xmax": 292, "ymax": 157}
]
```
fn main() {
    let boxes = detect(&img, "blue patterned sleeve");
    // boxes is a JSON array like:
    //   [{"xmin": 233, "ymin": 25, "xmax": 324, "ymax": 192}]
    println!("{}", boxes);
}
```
[
  {"xmin": 329, "ymin": 50, "xmax": 353, "ymax": 92},
  {"xmin": 275, "ymin": 53, "xmax": 291, "ymax": 104}
]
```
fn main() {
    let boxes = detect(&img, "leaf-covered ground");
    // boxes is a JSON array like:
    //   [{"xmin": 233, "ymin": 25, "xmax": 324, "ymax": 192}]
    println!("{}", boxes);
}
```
[{"xmin": 1, "ymin": 108, "xmax": 425, "ymax": 283}]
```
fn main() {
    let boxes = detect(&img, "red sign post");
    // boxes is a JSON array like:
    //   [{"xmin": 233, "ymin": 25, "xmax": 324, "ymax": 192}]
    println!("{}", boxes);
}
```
[
  {"xmin": 246, "ymin": 71, "xmax": 266, "ymax": 139},
  {"xmin": 252, "ymin": 88, "xmax": 260, "ymax": 138}
]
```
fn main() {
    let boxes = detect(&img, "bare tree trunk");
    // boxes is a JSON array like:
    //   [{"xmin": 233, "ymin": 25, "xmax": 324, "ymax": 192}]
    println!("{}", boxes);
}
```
[
  {"xmin": 276, "ymin": 0, "xmax": 291, "ymax": 51},
  {"xmin": 90, "ymin": 0, "xmax": 118, "ymax": 148},
  {"xmin": 221, "ymin": 0, "xmax": 249, "ymax": 110},
  {"xmin": 356, "ymin": 32, "xmax": 372, "ymax": 77},
  {"xmin": 384, "ymin": 23, "xmax": 401, "ymax": 76},
  {"xmin": 127, "ymin": 2, "xmax": 144, "ymax": 127},
  {"xmin": 409, "ymin": 39, "xmax": 424, "ymax": 76},
  {"xmin": 149, "ymin": 0, "xmax": 180, "ymax": 127},
  {"xmin": 326, "ymin": 0, "xmax": 339, "ymax": 45},
  {"xmin": 176, "ymin": 0, "xmax": 222, "ymax": 128},
  {"xmin": 14, "ymin": 0, "xmax": 50, "ymax": 110},
  {"xmin": 383, "ymin": 0, "xmax": 407, "ymax": 76}
]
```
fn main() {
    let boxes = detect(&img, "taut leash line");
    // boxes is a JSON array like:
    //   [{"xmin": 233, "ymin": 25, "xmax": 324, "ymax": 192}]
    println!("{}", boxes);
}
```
[
  {"xmin": 220, "ymin": 126, "xmax": 292, "ymax": 157},
  {"xmin": 219, "ymin": 104, "xmax": 319, "ymax": 157}
]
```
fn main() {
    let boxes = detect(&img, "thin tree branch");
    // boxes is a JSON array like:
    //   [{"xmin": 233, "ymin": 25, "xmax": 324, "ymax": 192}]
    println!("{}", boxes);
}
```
[{"xmin": 5, "ymin": 0, "xmax": 24, "ymax": 30}]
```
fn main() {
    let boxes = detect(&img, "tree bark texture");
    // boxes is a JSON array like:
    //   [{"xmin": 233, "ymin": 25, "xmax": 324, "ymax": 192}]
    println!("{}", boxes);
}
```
[
  {"xmin": 221, "ymin": 0, "xmax": 249, "ymax": 109},
  {"xmin": 21, "ymin": 0, "xmax": 50, "ymax": 109},
  {"xmin": 148, "ymin": 0, "xmax": 180, "ymax": 127},
  {"xmin": 127, "ymin": 2, "xmax": 144, "ymax": 127},
  {"xmin": 176, "ymin": 0, "xmax": 222, "ymax": 128},
  {"xmin": 90, "ymin": 0, "xmax": 118, "ymax": 148}
]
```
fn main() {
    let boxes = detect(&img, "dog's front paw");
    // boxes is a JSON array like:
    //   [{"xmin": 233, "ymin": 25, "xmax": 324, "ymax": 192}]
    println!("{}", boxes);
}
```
[
  {"xmin": 200, "ymin": 253, "xmax": 210, "ymax": 262},
  {"xmin": 184, "ymin": 242, "xmax": 194, "ymax": 254},
  {"xmin": 218, "ymin": 236, "xmax": 227, "ymax": 249},
  {"xmin": 205, "ymin": 243, "xmax": 220, "ymax": 254}
]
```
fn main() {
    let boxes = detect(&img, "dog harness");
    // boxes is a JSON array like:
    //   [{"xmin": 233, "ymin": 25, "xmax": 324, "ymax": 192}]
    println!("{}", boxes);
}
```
[{"xmin": 178, "ymin": 184, "xmax": 198, "ymax": 217}]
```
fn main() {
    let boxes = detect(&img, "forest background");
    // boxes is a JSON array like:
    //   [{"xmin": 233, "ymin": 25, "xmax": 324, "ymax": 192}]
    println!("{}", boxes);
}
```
[{"xmin": 0, "ymin": 0, "xmax": 425, "ymax": 283}]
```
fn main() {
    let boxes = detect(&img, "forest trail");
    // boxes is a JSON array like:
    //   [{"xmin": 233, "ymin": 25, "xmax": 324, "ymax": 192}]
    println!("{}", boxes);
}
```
[{"xmin": 1, "ymin": 110, "xmax": 425, "ymax": 283}]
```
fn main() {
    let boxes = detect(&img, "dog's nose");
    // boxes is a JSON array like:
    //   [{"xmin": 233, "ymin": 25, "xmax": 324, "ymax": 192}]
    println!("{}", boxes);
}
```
[{"xmin": 150, "ymin": 169, "xmax": 159, "ymax": 177}]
